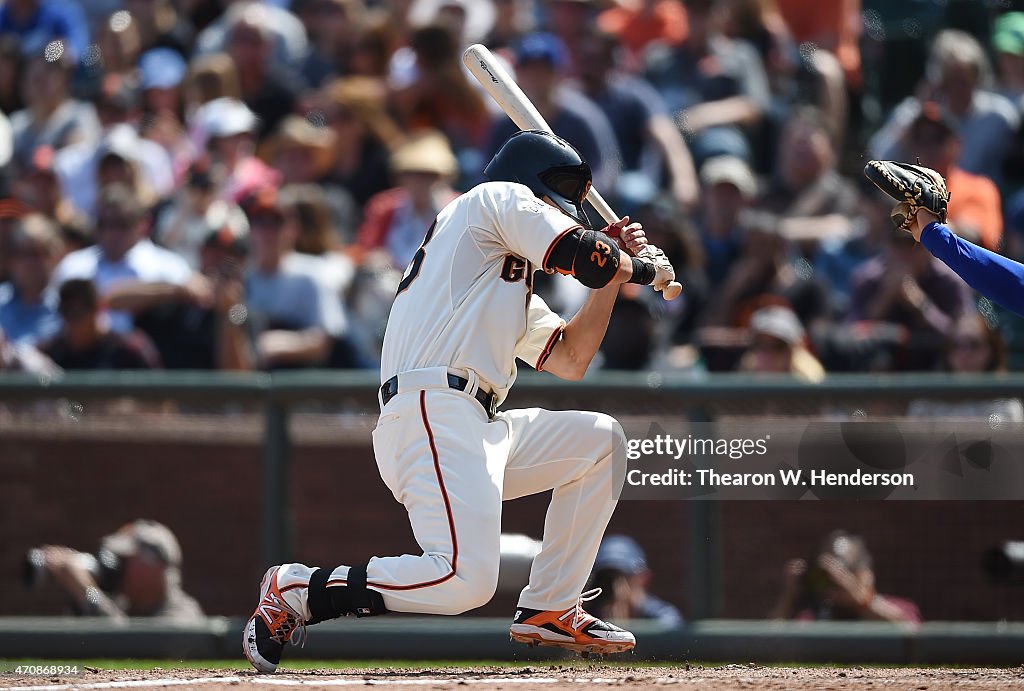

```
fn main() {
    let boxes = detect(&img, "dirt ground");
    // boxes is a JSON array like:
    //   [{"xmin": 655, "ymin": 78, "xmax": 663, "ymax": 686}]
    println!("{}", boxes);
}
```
[{"xmin": 3, "ymin": 664, "xmax": 1024, "ymax": 690}]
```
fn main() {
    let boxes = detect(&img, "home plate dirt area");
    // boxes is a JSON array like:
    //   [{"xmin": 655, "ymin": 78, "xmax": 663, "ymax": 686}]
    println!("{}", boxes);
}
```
[{"xmin": 2, "ymin": 664, "xmax": 1023, "ymax": 691}]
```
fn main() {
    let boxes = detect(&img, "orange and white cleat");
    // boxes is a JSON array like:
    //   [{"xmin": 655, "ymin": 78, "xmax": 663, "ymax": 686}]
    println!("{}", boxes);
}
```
[
  {"xmin": 243, "ymin": 566, "xmax": 308, "ymax": 674},
  {"xmin": 509, "ymin": 588, "xmax": 636, "ymax": 656}
]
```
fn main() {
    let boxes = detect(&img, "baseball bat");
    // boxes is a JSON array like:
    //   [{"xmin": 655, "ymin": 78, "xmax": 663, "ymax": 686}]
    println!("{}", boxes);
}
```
[{"xmin": 463, "ymin": 43, "xmax": 683, "ymax": 300}]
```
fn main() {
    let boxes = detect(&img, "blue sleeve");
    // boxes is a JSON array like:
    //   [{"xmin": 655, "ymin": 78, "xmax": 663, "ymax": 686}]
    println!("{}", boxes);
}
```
[{"xmin": 920, "ymin": 221, "xmax": 1024, "ymax": 317}]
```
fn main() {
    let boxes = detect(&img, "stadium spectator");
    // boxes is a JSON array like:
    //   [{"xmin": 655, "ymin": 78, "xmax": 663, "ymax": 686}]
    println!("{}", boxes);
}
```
[
  {"xmin": 758, "ymin": 106, "xmax": 858, "ymax": 246},
  {"xmin": 40, "ymin": 278, "xmax": 161, "ymax": 370},
  {"xmin": 389, "ymin": 23, "xmax": 491, "ymax": 163},
  {"xmin": 121, "ymin": 0, "xmax": 194, "ymax": 57},
  {"xmin": 10, "ymin": 50, "xmax": 100, "ymax": 169},
  {"xmin": 482, "ymin": 0, "xmax": 534, "ymax": 53},
  {"xmin": 847, "ymin": 229, "xmax": 973, "ymax": 372},
  {"xmin": 775, "ymin": 0, "xmax": 861, "ymax": 90},
  {"xmin": 994, "ymin": 12, "xmax": 1024, "ymax": 107},
  {"xmin": 260, "ymin": 115, "xmax": 356, "ymax": 234},
  {"xmin": 50, "ymin": 184, "xmax": 193, "ymax": 334},
  {"xmin": 696, "ymin": 155, "xmax": 757, "ymax": 288},
  {"xmin": 222, "ymin": 3, "xmax": 306, "ymax": 140},
  {"xmin": 870, "ymin": 30, "xmax": 1019, "ymax": 186},
  {"xmin": 0, "ymin": 35, "xmax": 25, "ymax": 115},
  {"xmin": 544, "ymin": 0, "xmax": 597, "ymax": 75},
  {"xmin": 356, "ymin": 130, "xmax": 460, "ymax": 269},
  {"xmin": 0, "ymin": 198, "xmax": 31, "ymax": 284},
  {"xmin": 12, "ymin": 145, "xmax": 74, "ymax": 225},
  {"xmin": 485, "ymin": 32, "xmax": 621, "ymax": 193},
  {"xmin": 908, "ymin": 312, "xmax": 1024, "ymax": 421},
  {"xmin": 156, "ymin": 159, "xmax": 250, "ymax": 270},
  {"xmin": 192, "ymin": 97, "xmax": 280, "ymax": 203},
  {"xmin": 242, "ymin": 186, "xmax": 346, "ymax": 369},
  {"xmin": 737, "ymin": 304, "xmax": 825, "ymax": 381},
  {"xmin": 196, "ymin": 0, "xmax": 310, "ymax": 73},
  {"xmin": 0, "ymin": 214, "xmax": 62, "ymax": 345},
  {"xmin": 319, "ymin": 76, "xmax": 402, "ymax": 213},
  {"xmin": 137, "ymin": 48, "xmax": 191, "ymax": 165},
  {"xmin": 26, "ymin": 519, "xmax": 204, "ymax": 623},
  {"xmin": 643, "ymin": 0, "xmax": 770, "ymax": 167},
  {"xmin": 587, "ymin": 534, "xmax": 683, "ymax": 626},
  {"xmin": 576, "ymin": 27, "xmax": 699, "ymax": 212},
  {"xmin": 902, "ymin": 104, "xmax": 1003, "ymax": 251},
  {"xmin": 295, "ymin": 0, "xmax": 366, "ymax": 88},
  {"xmin": 107, "ymin": 226, "xmax": 254, "ymax": 371},
  {"xmin": 596, "ymin": 0, "xmax": 688, "ymax": 70},
  {"xmin": 770, "ymin": 529, "xmax": 921, "ymax": 625},
  {"xmin": 54, "ymin": 77, "xmax": 175, "ymax": 219}
]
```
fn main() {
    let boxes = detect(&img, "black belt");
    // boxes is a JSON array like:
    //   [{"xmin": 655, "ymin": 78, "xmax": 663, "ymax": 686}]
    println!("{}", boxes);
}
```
[{"xmin": 380, "ymin": 373, "xmax": 497, "ymax": 417}]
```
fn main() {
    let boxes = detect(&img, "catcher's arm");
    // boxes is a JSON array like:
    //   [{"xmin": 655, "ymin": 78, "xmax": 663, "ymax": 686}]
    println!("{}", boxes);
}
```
[{"xmin": 912, "ymin": 210, "xmax": 1024, "ymax": 318}]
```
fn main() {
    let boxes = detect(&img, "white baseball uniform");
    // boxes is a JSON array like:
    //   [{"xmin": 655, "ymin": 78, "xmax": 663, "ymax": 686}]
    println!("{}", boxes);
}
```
[{"xmin": 277, "ymin": 181, "xmax": 625, "ymax": 617}]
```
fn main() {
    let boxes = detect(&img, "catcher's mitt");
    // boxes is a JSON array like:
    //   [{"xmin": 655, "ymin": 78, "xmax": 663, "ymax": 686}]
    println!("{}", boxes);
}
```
[{"xmin": 863, "ymin": 160, "xmax": 949, "ymax": 231}]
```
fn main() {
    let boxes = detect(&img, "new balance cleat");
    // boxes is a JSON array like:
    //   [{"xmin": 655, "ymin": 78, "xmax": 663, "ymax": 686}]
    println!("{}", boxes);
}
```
[
  {"xmin": 509, "ymin": 588, "xmax": 635, "ymax": 655},
  {"xmin": 243, "ymin": 566, "xmax": 308, "ymax": 674}
]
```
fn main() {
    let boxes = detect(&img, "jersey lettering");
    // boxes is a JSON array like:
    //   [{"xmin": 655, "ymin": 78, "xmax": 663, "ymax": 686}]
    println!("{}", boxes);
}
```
[
  {"xmin": 396, "ymin": 219, "xmax": 438, "ymax": 296},
  {"xmin": 590, "ymin": 240, "xmax": 612, "ymax": 267},
  {"xmin": 500, "ymin": 255, "xmax": 529, "ymax": 282}
]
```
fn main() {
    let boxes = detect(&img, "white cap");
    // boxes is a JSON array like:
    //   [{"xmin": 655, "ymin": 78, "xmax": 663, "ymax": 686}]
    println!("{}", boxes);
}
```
[
  {"xmin": 700, "ymin": 155, "xmax": 758, "ymax": 200},
  {"xmin": 196, "ymin": 97, "xmax": 258, "ymax": 140}
]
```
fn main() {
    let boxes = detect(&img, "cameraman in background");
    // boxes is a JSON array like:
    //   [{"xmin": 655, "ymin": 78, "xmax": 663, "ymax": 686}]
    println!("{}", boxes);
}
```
[
  {"xmin": 25, "ymin": 519, "xmax": 204, "ymax": 623},
  {"xmin": 770, "ymin": 529, "xmax": 920, "ymax": 625}
]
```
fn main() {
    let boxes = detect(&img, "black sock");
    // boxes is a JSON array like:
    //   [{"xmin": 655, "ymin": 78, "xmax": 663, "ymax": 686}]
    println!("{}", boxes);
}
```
[{"xmin": 307, "ymin": 565, "xmax": 388, "ymax": 624}]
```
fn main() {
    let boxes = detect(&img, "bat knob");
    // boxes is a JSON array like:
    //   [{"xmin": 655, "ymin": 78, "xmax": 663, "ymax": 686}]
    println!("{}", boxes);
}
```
[{"xmin": 661, "ymin": 281, "xmax": 683, "ymax": 301}]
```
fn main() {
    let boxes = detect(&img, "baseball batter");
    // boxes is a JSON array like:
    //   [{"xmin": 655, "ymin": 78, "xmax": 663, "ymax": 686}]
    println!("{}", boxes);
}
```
[{"xmin": 244, "ymin": 130, "xmax": 676, "ymax": 673}]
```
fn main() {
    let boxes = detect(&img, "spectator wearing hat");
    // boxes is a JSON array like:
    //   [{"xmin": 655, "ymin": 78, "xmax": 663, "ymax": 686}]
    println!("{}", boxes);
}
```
[
  {"xmin": 697, "ymin": 155, "xmax": 757, "ymax": 287},
  {"xmin": 485, "ymin": 31, "xmax": 621, "ymax": 194},
  {"xmin": 138, "ymin": 48, "xmax": 191, "ymax": 166},
  {"xmin": 10, "ymin": 50, "xmax": 101, "ymax": 169},
  {"xmin": 320, "ymin": 76, "xmax": 403, "ymax": 213},
  {"xmin": 643, "ymin": 0, "xmax": 770, "ymax": 167},
  {"xmin": 356, "ymin": 130, "xmax": 461, "ymax": 269},
  {"xmin": 40, "ymin": 278, "xmax": 161, "ymax": 370},
  {"xmin": 994, "ymin": 12, "xmax": 1024, "ymax": 106},
  {"xmin": 243, "ymin": 186, "xmax": 347, "ymax": 369},
  {"xmin": 0, "ymin": 214, "xmax": 63, "ymax": 345},
  {"xmin": 11, "ymin": 145, "xmax": 75, "ymax": 225},
  {"xmin": 108, "ymin": 222, "xmax": 254, "ymax": 371},
  {"xmin": 30, "ymin": 519, "xmax": 204, "ymax": 623},
  {"xmin": 576, "ymin": 27, "xmax": 699, "ymax": 213},
  {"xmin": 193, "ymin": 97, "xmax": 280, "ymax": 204},
  {"xmin": 50, "ymin": 184, "xmax": 193, "ymax": 334},
  {"xmin": 870, "ymin": 29, "xmax": 1019, "ymax": 186},
  {"xmin": 735, "ymin": 303, "xmax": 824, "ymax": 381},
  {"xmin": 587, "ymin": 535, "xmax": 683, "ymax": 626}
]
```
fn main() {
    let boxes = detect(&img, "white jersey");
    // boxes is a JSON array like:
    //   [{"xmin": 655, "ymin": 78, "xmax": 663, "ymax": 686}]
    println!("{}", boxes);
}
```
[{"xmin": 381, "ymin": 181, "xmax": 582, "ymax": 403}]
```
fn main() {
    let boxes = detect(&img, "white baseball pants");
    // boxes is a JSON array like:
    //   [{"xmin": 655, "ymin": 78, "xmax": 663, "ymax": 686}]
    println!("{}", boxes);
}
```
[{"xmin": 303, "ymin": 369, "xmax": 624, "ymax": 616}]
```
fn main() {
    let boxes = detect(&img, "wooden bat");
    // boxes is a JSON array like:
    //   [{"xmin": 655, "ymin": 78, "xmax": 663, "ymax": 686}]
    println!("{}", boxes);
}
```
[{"xmin": 463, "ymin": 43, "xmax": 683, "ymax": 301}]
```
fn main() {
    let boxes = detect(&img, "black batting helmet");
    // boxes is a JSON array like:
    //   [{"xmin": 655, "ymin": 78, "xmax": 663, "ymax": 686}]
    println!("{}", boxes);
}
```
[{"xmin": 484, "ymin": 130, "xmax": 593, "ymax": 228}]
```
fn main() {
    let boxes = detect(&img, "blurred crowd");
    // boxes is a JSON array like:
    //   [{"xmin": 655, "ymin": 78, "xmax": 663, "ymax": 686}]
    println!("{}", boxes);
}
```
[{"xmin": 1, "ymin": 0, "xmax": 1024, "ymax": 384}]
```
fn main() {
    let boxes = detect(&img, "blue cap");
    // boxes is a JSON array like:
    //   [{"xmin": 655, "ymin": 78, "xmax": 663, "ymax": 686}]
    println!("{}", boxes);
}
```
[
  {"xmin": 515, "ymin": 32, "xmax": 569, "ymax": 71},
  {"xmin": 594, "ymin": 535, "xmax": 648, "ymax": 575},
  {"xmin": 139, "ymin": 48, "xmax": 188, "ymax": 90}
]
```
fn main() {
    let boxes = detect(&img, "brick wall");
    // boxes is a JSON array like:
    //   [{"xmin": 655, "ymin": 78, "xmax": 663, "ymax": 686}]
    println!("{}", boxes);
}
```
[{"xmin": 3, "ymin": 431, "xmax": 1021, "ymax": 621}]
